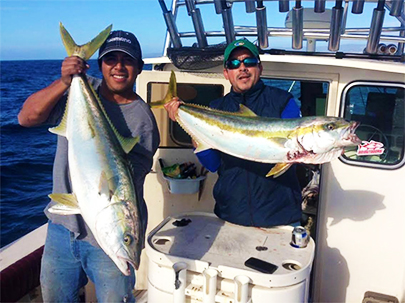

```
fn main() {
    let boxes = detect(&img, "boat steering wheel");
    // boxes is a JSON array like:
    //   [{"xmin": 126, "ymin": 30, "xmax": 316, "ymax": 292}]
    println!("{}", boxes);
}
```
[{"xmin": 344, "ymin": 124, "xmax": 390, "ymax": 162}]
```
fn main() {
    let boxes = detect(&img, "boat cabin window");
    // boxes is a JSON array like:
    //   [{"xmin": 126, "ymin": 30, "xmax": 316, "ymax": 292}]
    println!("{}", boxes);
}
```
[
  {"xmin": 341, "ymin": 82, "xmax": 405, "ymax": 168},
  {"xmin": 261, "ymin": 78, "xmax": 328, "ymax": 116}
]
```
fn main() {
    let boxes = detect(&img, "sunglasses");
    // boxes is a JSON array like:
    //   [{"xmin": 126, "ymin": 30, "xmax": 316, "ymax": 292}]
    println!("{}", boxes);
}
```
[{"xmin": 226, "ymin": 57, "xmax": 260, "ymax": 70}]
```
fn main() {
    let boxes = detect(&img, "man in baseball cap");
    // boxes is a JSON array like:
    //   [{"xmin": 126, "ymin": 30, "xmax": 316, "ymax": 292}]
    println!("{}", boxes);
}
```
[
  {"xmin": 164, "ymin": 37, "xmax": 302, "ymax": 230},
  {"xmin": 223, "ymin": 38, "xmax": 260, "ymax": 66},
  {"xmin": 98, "ymin": 30, "xmax": 144, "ymax": 69},
  {"xmin": 20, "ymin": 28, "xmax": 159, "ymax": 302}
]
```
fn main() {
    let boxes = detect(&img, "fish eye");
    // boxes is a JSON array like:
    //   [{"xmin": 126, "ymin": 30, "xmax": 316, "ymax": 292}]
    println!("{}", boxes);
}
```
[
  {"xmin": 326, "ymin": 123, "xmax": 336, "ymax": 130},
  {"xmin": 124, "ymin": 234, "xmax": 133, "ymax": 245}
]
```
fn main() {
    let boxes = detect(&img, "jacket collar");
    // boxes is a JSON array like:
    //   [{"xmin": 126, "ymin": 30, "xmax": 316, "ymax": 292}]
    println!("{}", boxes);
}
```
[{"xmin": 229, "ymin": 80, "xmax": 265, "ymax": 103}]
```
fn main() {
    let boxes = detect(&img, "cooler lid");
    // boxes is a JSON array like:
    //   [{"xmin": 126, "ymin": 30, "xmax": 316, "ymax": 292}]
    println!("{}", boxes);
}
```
[{"xmin": 146, "ymin": 212, "xmax": 315, "ymax": 287}]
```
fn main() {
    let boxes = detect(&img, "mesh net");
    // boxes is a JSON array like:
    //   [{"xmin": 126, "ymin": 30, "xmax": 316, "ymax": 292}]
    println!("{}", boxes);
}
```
[{"xmin": 167, "ymin": 43, "xmax": 227, "ymax": 70}]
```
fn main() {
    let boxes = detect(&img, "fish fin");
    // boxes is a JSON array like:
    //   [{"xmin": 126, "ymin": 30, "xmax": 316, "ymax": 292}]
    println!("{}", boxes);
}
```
[
  {"xmin": 271, "ymin": 137, "xmax": 288, "ymax": 147},
  {"xmin": 98, "ymin": 171, "xmax": 113, "ymax": 200},
  {"xmin": 59, "ymin": 22, "xmax": 112, "ymax": 60},
  {"xmin": 266, "ymin": 163, "xmax": 293, "ymax": 178},
  {"xmin": 48, "ymin": 193, "xmax": 81, "ymax": 215},
  {"xmin": 49, "ymin": 121, "xmax": 67, "ymax": 137},
  {"xmin": 117, "ymin": 135, "xmax": 140, "ymax": 154},
  {"xmin": 150, "ymin": 71, "xmax": 177, "ymax": 108},
  {"xmin": 194, "ymin": 140, "xmax": 211, "ymax": 153},
  {"xmin": 237, "ymin": 104, "xmax": 257, "ymax": 117},
  {"xmin": 83, "ymin": 79, "xmax": 140, "ymax": 153},
  {"xmin": 88, "ymin": 121, "xmax": 96, "ymax": 138},
  {"xmin": 49, "ymin": 100, "xmax": 69, "ymax": 137}
]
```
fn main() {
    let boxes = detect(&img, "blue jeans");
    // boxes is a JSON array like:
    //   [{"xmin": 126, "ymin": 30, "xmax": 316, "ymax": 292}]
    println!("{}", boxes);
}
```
[{"xmin": 40, "ymin": 221, "xmax": 135, "ymax": 302}]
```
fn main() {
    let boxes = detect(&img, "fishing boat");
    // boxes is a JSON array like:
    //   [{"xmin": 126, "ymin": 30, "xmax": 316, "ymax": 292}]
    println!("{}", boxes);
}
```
[{"xmin": 1, "ymin": 0, "xmax": 404, "ymax": 302}]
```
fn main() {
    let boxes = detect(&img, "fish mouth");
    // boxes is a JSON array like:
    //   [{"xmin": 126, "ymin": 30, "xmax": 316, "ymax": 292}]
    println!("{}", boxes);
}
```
[
  {"xmin": 117, "ymin": 256, "xmax": 138, "ymax": 276},
  {"xmin": 343, "ymin": 121, "xmax": 362, "ymax": 145}
]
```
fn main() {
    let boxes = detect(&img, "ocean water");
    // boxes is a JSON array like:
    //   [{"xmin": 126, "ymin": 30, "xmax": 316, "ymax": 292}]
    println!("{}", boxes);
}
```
[{"xmin": 0, "ymin": 59, "xmax": 149, "ymax": 248}]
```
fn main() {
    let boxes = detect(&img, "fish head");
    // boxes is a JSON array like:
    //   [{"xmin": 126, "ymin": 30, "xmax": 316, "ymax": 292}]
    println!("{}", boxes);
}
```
[
  {"xmin": 95, "ymin": 199, "xmax": 143, "ymax": 276},
  {"xmin": 298, "ymin": 117, "xmax": 361, "ymax": 155}
]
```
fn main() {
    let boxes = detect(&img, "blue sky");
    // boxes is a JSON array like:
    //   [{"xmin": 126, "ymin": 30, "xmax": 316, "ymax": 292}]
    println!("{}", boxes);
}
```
[{"xmin": 0, "ymin": 0, "xmax": 401, "ymax": 61}]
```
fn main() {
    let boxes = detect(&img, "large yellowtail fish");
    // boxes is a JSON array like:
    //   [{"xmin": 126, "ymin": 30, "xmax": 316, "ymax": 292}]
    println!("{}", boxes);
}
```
[
  {"xmin": 152, "ymin": 71, "xmax": 361, "ymax": 177},
  {"xmin": 48, "ymin": 23, "xmax": 142, "ymax": 275}
]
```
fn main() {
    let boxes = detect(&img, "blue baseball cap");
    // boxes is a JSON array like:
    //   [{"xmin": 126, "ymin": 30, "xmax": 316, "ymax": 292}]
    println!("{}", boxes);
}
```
[{"xmin": 98, "ymin": 30, "xmax": 143, "ymax": 65}]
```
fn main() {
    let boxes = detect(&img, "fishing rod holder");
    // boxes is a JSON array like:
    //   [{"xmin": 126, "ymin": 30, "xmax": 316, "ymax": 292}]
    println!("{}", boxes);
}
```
[
  {"xmin": 279, "ymin": 0, "xmax": 289, "ymax": 13},
  {"xmin": 185, "ymin": 0, "xmax": 208, "ymax": 47},
  {"xmin": 389, "ymin": 0, "xmax": 403, "ymax": 17},
  {"xmin": 352, "ymin": 0, "xmax": 365, "ymax": 14},
  {"xmin": 159, "ymin": 0, "xmax": 182, "ymax": 48},
  {"xmin": 365, "ymin": 2, "xmax": 386, "ymax": 54},
  {"xmin": 328, "ymin": 2, "xmax": 344, "ymax": 51},
  {"xmin": 292, "ymin": 4, "xmax": 304, "ymax": 49},
  {"xmin": 245, "ymin": 0, "xmax": 256, "ymax": 13},
  {"xmin": 314, "ymin": 0, "xmax": 326, "ymax": 13},
  {"xmin": 256, "ymin": 2, "xmax": 269, "ymax": 49},
  {"xmin": 160, "ymin": 0, "xmax": 405, "ymax": 59}
]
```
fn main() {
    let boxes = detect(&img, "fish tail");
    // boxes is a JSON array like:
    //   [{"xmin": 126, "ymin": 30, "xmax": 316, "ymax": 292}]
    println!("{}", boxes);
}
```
[
  {"xmin": 150, "ymin": 71, "xmax": 177, "ymax": 108},
  {"xmin": 59, "ymin": 22, "xmax": 112, "ymax": 60}
]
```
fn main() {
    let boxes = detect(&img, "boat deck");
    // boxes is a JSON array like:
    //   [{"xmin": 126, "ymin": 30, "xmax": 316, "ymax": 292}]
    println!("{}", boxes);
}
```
[{"xmin": 16, "ymin": 286, "xmax": 148, "ymax": 303}]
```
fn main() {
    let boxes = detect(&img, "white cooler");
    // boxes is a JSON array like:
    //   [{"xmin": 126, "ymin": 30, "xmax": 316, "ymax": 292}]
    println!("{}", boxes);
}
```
[{"xmin": 145, "ymin": 212, "xmax": 315, "ymax": 303}]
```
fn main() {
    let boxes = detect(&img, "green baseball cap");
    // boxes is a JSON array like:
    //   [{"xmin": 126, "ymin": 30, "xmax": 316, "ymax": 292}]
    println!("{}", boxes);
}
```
[{"xmin": 223, "ymin": 39, "xmax": 260, "ymax": 66}]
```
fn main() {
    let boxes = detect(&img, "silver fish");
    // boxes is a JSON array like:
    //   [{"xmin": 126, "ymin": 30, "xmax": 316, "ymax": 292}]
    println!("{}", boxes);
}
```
[
  {"xmin": 48, "ymin": 23, "xmax": 142, "ymax": 275},
  {"xmin": 153, "ymin": 71, "xmax": 361, "ymax": 177}
]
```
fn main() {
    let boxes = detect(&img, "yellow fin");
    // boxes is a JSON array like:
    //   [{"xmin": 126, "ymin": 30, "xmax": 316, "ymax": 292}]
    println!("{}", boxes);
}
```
[
  {"xmin": 49, "ymin": 100, "xmax": 69, "ymax": 137},
  {"xmin": 266, "ymin": 163, "xmax": 292, "ymax": 178},
  {"xmin": 81, "ymin": 75, "xmax": 139, "ymax": 154},
  {"xmin": 49, "ymin": 121, "xmax": 67, "ymax": 137},
  {"xmin": 194, "ymin": 139, "xmax": 211, "ymax": 153},
  {"xmin": 237, "ymin": 104, "xmax": 257, "ymax": 117},
  {"xmin": 88, "ymin": 121, "xmax": 96, "ymax": 138},
  {"xmin": 48, "ymin": 193, "xmax": 80, "ymax": 215},
  {"xmin": 98, "ymin": 171, "xmax": 109, "ymax": 197},
  {"xmin": 150, "ymin": 70, "xmax": 177, "ymax": 108},
  {"xmin": 117, "ymin": 135, "xmax": 140, "ymax": 154},
  {"xmin": 59, "ymin": 22, "xmax": 112, "ymax": 60}
]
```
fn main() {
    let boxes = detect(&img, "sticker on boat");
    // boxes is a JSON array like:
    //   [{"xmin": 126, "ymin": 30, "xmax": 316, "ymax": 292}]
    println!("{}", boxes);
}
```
[{"xmin": 357, "ymin": 140, "xmax": 385, "ymax": 156}]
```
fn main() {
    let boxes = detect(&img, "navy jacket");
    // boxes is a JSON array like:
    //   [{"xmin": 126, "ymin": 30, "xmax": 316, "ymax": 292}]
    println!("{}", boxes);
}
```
[{"xmin": 198, "ymin": 80, "xmax": 302, "ymax": 227}]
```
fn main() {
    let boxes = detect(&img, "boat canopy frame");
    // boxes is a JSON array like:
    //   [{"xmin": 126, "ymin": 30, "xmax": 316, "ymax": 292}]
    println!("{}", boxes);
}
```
[{"xmin": 158, "ymin": 0, "xmax": 405, "ymax": 69}]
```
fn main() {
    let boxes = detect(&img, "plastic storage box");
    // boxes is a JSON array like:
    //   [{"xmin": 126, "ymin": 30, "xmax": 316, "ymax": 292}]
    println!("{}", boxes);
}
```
[{"xmin": 145, "ymin": 212, "xmax": 315, "ymax": 303}]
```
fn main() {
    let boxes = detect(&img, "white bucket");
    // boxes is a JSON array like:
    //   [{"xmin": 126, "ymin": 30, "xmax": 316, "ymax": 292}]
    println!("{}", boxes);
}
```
[{"xmin": 163, "ymin": 175, "xmax": 206, "ymax": 194}]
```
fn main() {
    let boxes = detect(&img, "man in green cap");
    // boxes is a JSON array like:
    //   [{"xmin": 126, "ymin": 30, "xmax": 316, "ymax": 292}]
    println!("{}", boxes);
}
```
[{"xmin": 165, "ymin": 38, "xmax": 302, "ymax": 228}]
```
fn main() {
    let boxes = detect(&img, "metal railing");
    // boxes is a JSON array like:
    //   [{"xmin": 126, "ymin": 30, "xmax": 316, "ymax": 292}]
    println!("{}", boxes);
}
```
[{"xmin": 159, "ymin": 0, "xmax": 405, "ymax": 56}]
